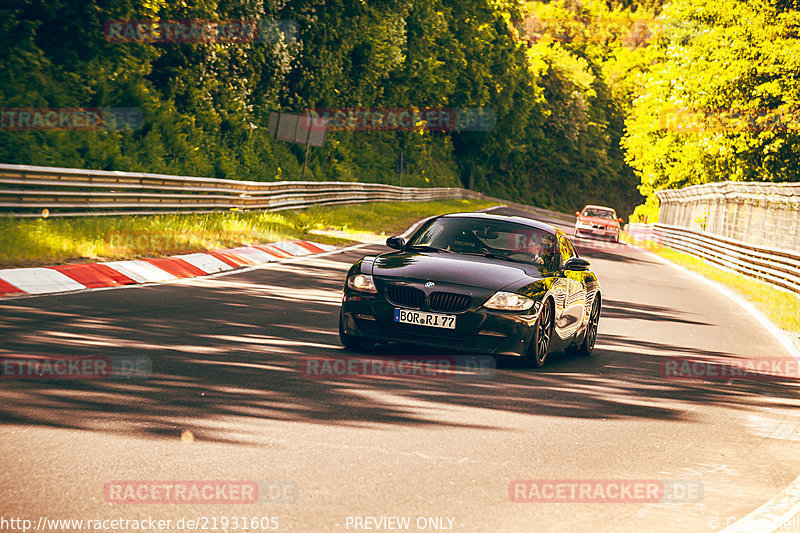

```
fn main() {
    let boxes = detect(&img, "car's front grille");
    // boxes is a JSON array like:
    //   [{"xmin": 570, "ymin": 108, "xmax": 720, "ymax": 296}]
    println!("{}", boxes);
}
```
[
  {"xmin": 385, "ymin": 286, "xmax": 471, "ymax": 313},
  {"xmin": 386, "ymin": 286, "xmax": 425, "ymax": 309},
  {"xmin": 429, "ymin": 292, "xmax": 471, "ymax": 313}
]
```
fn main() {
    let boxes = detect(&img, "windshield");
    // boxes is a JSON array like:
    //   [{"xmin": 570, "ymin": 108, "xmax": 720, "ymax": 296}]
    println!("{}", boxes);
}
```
[
  {"xmin": 582, "ymin": 208, "xmax": 617, "ymax": 219},
  {"xmin": 408, "ymin": 217, "xmax": 559, "ymax": 268}
]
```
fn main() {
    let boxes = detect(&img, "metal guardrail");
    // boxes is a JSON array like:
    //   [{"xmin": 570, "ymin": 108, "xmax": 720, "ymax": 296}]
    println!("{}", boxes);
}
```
[
  {"xmin": 656, "ymin": 181, "xmax": 800, "ymax": 252},
  {"xmin": 627, "ymin": 222, "xmax": 800, "ymax": 294},
  {"xmin": 0, "ymin": 164, "xmax": 484, "ymax": 217}
]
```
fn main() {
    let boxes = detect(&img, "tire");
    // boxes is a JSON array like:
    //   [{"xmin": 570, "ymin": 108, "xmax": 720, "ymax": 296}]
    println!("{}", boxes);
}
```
[
  {"xmin": 528, "ymin": 300, "xmax": 553, "ymax": 368},
  {"xmin": 338, "ymin": 311, "xmax": 373, "ymax": 351},
  {"xmin": 574, "ymin": 296, "xmax": 600, "ymax": 357}
]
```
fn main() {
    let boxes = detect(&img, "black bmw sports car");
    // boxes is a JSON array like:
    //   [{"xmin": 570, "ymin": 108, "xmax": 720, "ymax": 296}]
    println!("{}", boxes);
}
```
[{"xmin": 338, "ymin": 212, "xmax": 602, "ymax": 367}]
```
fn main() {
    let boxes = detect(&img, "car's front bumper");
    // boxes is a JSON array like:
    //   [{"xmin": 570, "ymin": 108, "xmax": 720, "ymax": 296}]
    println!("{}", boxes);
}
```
[
  {"xmin": 340, "ymin": 293, "xmax": 541, "ymax": 357},
  {"xmin": 575, "ymin": 224, "xmax": 619, "ymax": 238}
]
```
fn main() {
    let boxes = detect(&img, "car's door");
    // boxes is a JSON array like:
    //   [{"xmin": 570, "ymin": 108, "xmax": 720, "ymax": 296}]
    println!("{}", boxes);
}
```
[{"xmin": 554, "ymin": 233, "xmax": 587, "ymax": 339}]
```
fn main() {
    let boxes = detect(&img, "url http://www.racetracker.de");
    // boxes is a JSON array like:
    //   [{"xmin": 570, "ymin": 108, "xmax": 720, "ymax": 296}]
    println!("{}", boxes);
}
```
[{"xmin": 0, "ymin": 515, "xmax": 281, "ymax": 532}]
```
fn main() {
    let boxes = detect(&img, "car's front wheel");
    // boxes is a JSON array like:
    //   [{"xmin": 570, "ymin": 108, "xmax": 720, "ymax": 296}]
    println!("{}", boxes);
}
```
[
  {"xmin": 528, "ymin": 300, "xmax": 553, "ymax": 367},
  {"xmin": 338, "ymin": 311, "xmax": 373, "ymax": 351}
]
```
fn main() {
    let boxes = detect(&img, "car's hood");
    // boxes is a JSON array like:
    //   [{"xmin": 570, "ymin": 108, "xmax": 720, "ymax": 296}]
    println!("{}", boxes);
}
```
[
  {"xmin": 371, "ymin": 251, "xmax": 542, "ymax": 287},
  {"xmin": 579, "ymin": 216, "xmax": 618, "ymax": 227}
]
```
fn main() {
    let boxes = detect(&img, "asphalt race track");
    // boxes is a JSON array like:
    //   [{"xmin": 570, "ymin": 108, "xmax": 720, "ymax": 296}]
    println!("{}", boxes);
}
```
[{"xmin": 2, "ymin": 206, "xmax": 800, "ymax": 532}]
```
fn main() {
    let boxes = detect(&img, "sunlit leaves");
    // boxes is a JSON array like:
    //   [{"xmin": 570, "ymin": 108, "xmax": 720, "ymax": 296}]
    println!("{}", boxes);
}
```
[{"xmin": 623, "ymin": 0, "xmax": 800, "ymax": 222}]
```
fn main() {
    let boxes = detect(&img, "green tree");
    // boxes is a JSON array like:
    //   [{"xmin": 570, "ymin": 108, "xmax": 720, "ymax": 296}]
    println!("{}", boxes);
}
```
[{"xmin": 623, "ymin": 0, "xmax": 800, "ymax": 220}]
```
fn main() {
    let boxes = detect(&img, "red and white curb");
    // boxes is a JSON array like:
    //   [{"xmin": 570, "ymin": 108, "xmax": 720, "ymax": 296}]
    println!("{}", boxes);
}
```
[{"xmin": 0, "ymin": 240, "xmax": 337, "ymax": 299}]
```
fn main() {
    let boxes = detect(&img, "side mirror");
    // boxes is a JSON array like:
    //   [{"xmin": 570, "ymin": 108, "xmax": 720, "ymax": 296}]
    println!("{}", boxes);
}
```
[
  {"xmin": 575, "ymin": 211, "xmax": 580, "ymax": 217},
  {"xmin": 618, "ymin": 218, "xmax": 624, "ymax": 224},
  {"xmin": 386, "ymin": 236, "xmax": 405, "ymax": 250},
  {"xmin": 563, "ymin": 257, "xmax": 590, "ymax": 272}
]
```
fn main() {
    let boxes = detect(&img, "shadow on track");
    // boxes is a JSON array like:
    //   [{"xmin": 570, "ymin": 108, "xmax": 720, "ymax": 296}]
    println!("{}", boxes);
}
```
[{"xmin": 1, "ymin": 249, "xmax": 799, "ymax": 446}]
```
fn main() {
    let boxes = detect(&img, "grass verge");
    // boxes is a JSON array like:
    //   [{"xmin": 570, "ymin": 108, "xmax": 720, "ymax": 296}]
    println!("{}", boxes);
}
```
[
  {"xmin": 621, "ymin": 232, "xmax": 800, "ymax": 339},
  {"xmin": 0, "ymin": 199, "xmax": 500, "ymax": 268}
]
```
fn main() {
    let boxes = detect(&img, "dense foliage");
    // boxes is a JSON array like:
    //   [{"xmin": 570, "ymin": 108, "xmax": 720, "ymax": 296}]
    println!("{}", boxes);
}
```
[
  {"xmin": 623, "ymin": 0, "xmax": 800, "ymax": 221},
  {"xmin": 19, "ymin": 0, "xmax": 797, "ymax": 218}
]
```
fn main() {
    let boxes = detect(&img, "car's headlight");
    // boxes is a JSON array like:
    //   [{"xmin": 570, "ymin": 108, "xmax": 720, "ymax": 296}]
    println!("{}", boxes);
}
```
[
  {"xmin": 483, "ymin": 291, "xmax": 536, "ymax": 311},
  {"xmin": 347, "ymin": 273, "xmax": 377, "ymax": 293}
]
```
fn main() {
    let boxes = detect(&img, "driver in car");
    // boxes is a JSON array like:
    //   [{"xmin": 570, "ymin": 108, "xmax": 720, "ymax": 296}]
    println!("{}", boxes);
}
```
[{"xmin": 518, "ymin": 232, "xmax": 557, "ymax": 269}]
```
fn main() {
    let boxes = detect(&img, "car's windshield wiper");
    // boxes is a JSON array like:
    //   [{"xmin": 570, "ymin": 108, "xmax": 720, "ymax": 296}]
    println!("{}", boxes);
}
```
[
  {"xmin": 463, "ymin": 251, "xmax": 530, "ymax": 264},
  {"xmin": 406, "ymin": 245, "xmax": 452, "ymax": 253}
]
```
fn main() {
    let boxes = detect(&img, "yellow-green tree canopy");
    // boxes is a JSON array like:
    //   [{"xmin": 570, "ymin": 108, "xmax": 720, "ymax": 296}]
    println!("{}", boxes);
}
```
[{"xmin": 623, "ymin": 0, "xmax": 800, "ymax": 220}]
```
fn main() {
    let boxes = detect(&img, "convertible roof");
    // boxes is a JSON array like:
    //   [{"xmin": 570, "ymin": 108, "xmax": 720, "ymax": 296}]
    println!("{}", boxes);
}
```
[{"xmin": 438, "ymin": 212, "xmax": 558, "ymax": 234}]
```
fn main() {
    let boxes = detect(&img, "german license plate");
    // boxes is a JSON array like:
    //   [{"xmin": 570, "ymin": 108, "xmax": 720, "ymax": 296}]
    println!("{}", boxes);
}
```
[{"xmin": 394, "ymin": 308, "xmax": 456, "ymax": 329}]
